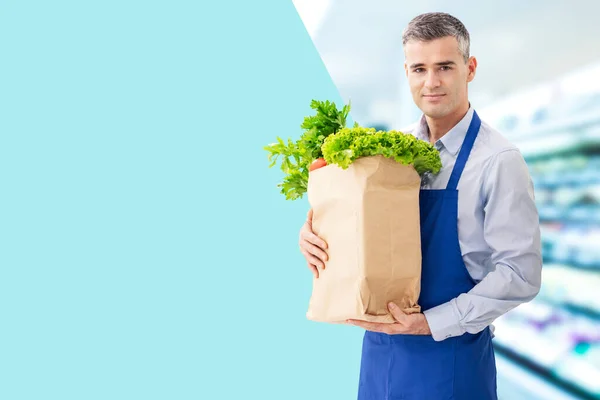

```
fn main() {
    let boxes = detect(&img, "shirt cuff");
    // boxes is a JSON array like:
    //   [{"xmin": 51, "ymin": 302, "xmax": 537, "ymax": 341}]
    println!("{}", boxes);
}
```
[{"xmin": 423, "ymin": 300, "xmax": 464, "ymax": 341}]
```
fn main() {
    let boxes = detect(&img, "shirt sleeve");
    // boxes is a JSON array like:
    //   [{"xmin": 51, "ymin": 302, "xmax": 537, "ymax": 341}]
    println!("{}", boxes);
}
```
[{"xmin": 423, "ymin": 148, "xmax": 543, "ymax": 341}]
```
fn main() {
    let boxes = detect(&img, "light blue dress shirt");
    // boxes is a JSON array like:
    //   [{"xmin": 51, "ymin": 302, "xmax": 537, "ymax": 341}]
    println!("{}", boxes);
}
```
[{"xmin": 402, "ymin": 106, "xmax": 543, "ymax": 342}]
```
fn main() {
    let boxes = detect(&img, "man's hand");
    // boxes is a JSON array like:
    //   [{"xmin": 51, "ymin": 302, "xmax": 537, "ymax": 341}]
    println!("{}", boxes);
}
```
[
  {"xmin": 299, "ymin": 209, "xmax": 328, "ymax": 278},
  {"xmin": 347, "ymin": 302, "xmax": 432, "ymax": 335}
]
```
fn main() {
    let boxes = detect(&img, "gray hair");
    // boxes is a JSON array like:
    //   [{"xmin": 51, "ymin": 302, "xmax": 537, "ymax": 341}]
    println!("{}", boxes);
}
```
[{"xmin": 402, "ymin": 12, "xmax": 470, "ymax": 63}]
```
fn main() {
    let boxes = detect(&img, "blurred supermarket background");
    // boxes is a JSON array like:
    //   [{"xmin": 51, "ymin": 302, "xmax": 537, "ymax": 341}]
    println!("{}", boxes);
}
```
[{"xmin": 293, "ymin": 0, "xmax": 600, "ymax": 399}]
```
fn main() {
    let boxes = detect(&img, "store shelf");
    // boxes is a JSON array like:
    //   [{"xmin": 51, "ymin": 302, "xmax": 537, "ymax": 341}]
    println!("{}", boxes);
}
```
[
  {"xmin": 521, "ymin": 136, "xmax": 600, "ymax": 161},
  {"xmin": 507, "ymin": 120, "xmax": 600, "ymax": 160},
  {"xmin": 494, "ymin": 300, "xmax": 600, "ymax": 400},
  {"xmin": 537, "ymin": 264, "xmax": 600, "ymax": 317},
  {"xmin": 494, "ymin": 342, "xmax": 600, "ymax": 400},
  {"xmin": 504, "ymin": 109, "xmax": 600, "ymax": 141},
  {"xmin": 539, "ymin": 212, "xmax": 600, "ymax": 225},
  {"xmin": 496, "ymin": 353, "xmax": 583, "ymax": 400},
  {"xmin": 540, "ymin": 225, "xmax": 600, "ymax": 269},
  {"xmin": 532, "ymin": 173, "xmax": 600, "ymax": 189},
  {"xmin": 482, "ymin": 68, "xmax": 600, "ymax": 400}
]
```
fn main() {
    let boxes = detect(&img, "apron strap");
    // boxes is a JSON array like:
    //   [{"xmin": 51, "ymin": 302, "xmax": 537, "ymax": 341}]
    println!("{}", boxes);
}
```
[{"xmin": 446, "ymin": 110, "xmax": 481, "ymax": 191}]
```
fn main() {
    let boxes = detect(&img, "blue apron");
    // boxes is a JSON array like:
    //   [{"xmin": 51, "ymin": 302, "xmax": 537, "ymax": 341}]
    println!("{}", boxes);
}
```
[{"xmin": 357, "ymin": 111, "xmax": 497, "ymax": 400}]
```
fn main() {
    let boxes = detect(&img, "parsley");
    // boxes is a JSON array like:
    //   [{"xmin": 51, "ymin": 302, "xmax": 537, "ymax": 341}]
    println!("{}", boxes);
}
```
[{"xmin": 264, "ymin": 100, "xmax": 350, "ymax": 200}]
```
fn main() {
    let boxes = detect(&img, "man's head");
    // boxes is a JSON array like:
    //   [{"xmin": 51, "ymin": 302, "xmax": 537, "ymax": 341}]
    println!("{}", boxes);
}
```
[{"xmin": 402, "ymin": 13, "xmax": 477, "ymax": 120}]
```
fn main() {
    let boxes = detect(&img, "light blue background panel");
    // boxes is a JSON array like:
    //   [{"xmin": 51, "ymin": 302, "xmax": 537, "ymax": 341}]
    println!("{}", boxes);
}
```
[{"xmin": 0, "ymin": 1, "xmax": 361, "ymax": 399}]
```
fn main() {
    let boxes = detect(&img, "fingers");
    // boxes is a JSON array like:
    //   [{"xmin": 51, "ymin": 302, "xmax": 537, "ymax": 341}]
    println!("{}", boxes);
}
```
[
  {"xmin": 388, "ymin": 302, "xmax": 408, "ymax": 325},
  {"xmin": 299, "ymin": 210, "xmax": 328, "ymax": 278},
  {"xmin": 347, "ymin": 319, "xmax": 397, "ymax": 335},
  {"xmin": 299, "ymin": 241, "xmax": 326, "ymax": 275},
  {"xmin": 299, "ymin": 224, "xmax": 328, "ymax": 260},
  {"xmin": 305, "ymin": 241, "xmax": 328, "ymax": 263},
  {"xmin": 347, "ymin": 309, "xmax": 429, "ymax": 336},
  {"xmin": 303, "ymin": 230, "xmax": 328, "ymax": 251},
  {"xmin": 307, "ymin": 261, "xmax": 319, "ymax": 278},
  {"xmin": 310, "ymin": 265, "xmax": 319, "ymax": 278},
  {"xmin": 303, "ymin": 210, "xmax": 328, "ymax": 249},
  {"xmin": 386, "ymin": 304, "xmax": 430, "ymax": 334},
  {"xmin": 299, "ymin": 232, "xmax": 327, "ymax": 265},
  {"xmin": 301, "ymin": 248, "xmax": 322, "ymax": 277}
]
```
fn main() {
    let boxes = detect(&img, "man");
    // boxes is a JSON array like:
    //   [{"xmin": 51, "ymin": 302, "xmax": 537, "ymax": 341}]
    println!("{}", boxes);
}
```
[{"xmin": 298, "ymin": 12, "xmax": 542, "ymax": 400}]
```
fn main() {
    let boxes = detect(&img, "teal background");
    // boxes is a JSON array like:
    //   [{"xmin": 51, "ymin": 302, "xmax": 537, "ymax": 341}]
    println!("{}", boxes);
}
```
[{"xmin": 0, "ymin": 1, "xmax": 362, "ymax": 399}]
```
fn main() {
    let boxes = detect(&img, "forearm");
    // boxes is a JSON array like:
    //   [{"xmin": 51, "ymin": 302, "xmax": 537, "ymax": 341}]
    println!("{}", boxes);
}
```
[{"xmin": 424, "ymin": 260, "xmax": 541, "ymax": 341}]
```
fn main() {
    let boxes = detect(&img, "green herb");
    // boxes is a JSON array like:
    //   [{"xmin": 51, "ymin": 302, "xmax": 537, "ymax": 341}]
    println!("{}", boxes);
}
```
[
  {"xmin": 264, "ymin": 100, "xmax": 350, "ymax": 200},
  {"xmin": 297, "ymin": 100, "xmax": 351, "ymax": 160},
  {"xmin": 263, "ymin": 137, "xmax": 309, "ymax": 201}
]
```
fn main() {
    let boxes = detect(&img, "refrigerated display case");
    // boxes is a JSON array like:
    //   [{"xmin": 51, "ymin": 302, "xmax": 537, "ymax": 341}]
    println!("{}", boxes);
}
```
[{"xmin": 481, "ymin": 64, "xmax": 600, "ymax": 400}]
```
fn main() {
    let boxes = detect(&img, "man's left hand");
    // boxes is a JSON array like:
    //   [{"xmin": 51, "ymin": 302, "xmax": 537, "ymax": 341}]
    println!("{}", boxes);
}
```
[{"xmin": 346, "ymin": 302, "xmax": 432, "ymax": 335}]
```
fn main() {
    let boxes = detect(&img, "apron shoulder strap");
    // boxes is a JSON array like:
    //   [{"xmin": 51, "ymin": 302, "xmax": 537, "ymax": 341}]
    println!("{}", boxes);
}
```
[{"xmin": 446, "ymin": 110, "xmax": 481, "ymax": 191}]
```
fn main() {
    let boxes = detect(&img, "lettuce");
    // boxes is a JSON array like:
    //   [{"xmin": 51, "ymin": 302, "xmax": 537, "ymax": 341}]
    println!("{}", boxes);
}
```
[{"xmin": 321, "ymin": 127, "xmax": 442, "ymax": 175}]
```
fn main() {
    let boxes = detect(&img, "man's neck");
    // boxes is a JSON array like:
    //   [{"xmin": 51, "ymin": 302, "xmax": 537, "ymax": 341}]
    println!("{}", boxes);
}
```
[{"xmin": 425, "ymin": 102, "xmax": 470, "ymax": 144}]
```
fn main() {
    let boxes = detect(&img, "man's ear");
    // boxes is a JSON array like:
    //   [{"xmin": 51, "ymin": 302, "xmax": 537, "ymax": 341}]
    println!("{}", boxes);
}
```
[
  {"xmin": 467, "ymin": 56, "xmax": 477, "ymax": 82},
  {"xmin": 404, "ymin": 62, "xmax": 408, "ymax": 78}
]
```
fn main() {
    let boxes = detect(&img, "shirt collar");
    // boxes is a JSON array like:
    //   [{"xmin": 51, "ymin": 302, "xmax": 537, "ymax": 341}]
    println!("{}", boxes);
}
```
[{"xmin": 414, "ymin": 105, "xmax": 474, "ymax": 156}]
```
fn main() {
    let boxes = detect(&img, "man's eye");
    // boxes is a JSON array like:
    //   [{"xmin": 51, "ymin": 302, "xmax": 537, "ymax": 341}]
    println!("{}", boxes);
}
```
[
  {"xmin": 440, "ymin": 66, "xmax": 451, "ymax": 71},
  {"xmin": 413, "ymin": 68, "xmax": 424, "ymax": 73}
]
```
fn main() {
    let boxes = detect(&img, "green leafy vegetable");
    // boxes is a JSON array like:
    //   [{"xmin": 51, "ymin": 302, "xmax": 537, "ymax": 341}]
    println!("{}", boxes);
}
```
[
  {"xmin": 264, "ymin": 99, "xmax": 442, "ymax": 200},
  {"xmin": 264, "ymin": 100, "xmax": 349, "ymax": 200},
  {"xmin": 298, "ymin": 100, "xmax": 352, "ymax": 160},
  {"xmin": 264, "ymin": 137, "xmax": 309, "ymax": 201},
  {"xmin": 321, "ymin": 127, "xmax": 442, "ymax": 175}
]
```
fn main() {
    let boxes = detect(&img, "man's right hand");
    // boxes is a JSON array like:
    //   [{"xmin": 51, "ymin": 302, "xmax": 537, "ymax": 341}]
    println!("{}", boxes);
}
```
[{"xmin": 299, "ymin": 209, "xmax": 328, "ymax": 278}]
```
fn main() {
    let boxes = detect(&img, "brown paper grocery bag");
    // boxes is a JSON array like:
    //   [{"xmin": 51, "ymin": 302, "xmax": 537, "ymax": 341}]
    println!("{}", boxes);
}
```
[{"xmin": 305, "ymin": 155, "xmax": 422, "ymax": 324}]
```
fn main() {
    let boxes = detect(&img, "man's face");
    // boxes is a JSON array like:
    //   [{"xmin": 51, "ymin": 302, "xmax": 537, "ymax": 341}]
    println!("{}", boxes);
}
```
[{"xmin": 404, "ymin": 36, "xmax": 476, "ymax": 119}]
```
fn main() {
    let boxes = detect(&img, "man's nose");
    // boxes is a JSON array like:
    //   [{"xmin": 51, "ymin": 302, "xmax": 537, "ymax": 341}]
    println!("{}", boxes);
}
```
[{"xmin": 424, "ymin": 71, "xmax": 441, "ymax": 89}]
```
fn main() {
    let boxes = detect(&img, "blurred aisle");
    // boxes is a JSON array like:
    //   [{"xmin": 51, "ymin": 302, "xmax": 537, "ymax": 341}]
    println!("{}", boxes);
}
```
[
  {"xmin": 478, "ymin": 62, "xmax": 600, "ymax": 400},
  {"xmin": 497, "ymin": 354, "xmax": 581, "ymax": 400}
]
